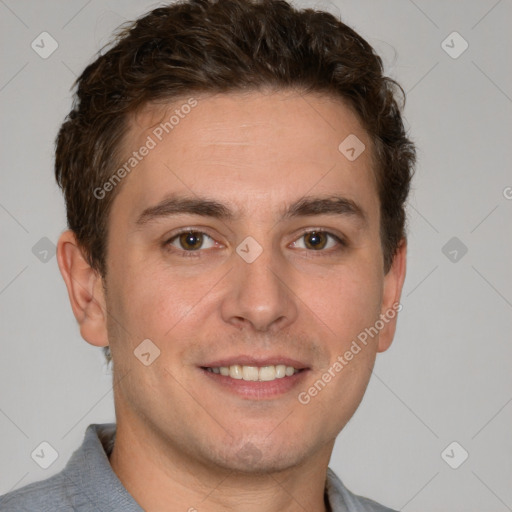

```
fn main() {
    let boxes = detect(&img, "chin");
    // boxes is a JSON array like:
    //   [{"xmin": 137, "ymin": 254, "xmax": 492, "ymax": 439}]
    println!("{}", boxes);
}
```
[{"xmin": 207, "ymin": 436, "xmax": 317, "ymax": 475}]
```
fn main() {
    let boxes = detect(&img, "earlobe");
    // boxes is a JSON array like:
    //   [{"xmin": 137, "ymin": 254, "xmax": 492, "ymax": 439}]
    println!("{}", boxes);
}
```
[
  {"xmin": 377, "ymin": 239, "xmax": 407, "ymax": 353},
  {"xmin": 56, "ymin": 230, "xmax": 109, "ymax": 347}
]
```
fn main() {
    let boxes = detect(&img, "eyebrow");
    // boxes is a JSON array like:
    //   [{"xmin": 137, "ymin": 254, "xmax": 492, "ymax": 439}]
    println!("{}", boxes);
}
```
[{"xmin": 135, "ymin": 194, "xmax": 367, "ymax": 226}]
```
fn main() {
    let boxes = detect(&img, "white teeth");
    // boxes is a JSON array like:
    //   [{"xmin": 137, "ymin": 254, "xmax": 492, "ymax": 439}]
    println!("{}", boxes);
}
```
[
  {"xmin": 206, "ymin": 364, "xmax": 300, "ymax": 381},
  {"xmin": 259, "ymin": 366, "xmax": 276, "ymax": 381},
  {"xmin": 275, "ymin": 364, "xmax": 286, "ymax": 378},
  {"xmin": 242, "ymin": 366, "xmax": 259, "ymax": 381},
  {"xmin": 229, "ymin": 364, "xmax": 243, "ymax": 379},
  {"xmin": 285, "ymin": 366, "xmax": 295, "ymax": 377}
]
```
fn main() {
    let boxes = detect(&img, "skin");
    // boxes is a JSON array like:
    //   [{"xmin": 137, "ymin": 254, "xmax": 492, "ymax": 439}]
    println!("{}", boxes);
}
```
[{"xmin": 57, "ymin": 90, "xmax": 406, "ymax": 512}]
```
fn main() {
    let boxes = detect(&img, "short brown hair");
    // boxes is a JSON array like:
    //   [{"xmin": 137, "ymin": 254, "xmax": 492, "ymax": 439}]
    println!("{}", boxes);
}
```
[{"xmin": 56, "ymin": 0, "xmax": 415, "ymax": 276}]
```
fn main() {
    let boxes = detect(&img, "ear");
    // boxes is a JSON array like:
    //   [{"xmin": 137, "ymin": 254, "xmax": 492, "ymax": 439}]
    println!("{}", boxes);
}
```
[
  {"xmin": 377, "ymin": 239, "xmax": 407, "ymax": 353},
  {"xmin": 56, "ymin": 230, "xmax": 109, "ymax": 347}
]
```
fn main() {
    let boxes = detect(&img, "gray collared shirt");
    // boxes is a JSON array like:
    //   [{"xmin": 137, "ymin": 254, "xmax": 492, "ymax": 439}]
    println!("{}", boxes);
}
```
[{"xmin": 0, "ymin": 423, "xmax": 396, "ymax": 511}]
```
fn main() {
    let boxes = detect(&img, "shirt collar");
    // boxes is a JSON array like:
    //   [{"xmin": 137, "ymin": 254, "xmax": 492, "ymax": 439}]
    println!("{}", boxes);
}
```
[{"xmin": 68, "ymin": 423, "xmax": 350, "ymax": 511}]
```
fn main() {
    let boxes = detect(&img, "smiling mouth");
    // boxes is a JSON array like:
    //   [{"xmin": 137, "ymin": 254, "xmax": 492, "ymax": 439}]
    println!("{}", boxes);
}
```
[{"xmin": 202, "ymin": 364, "xmax": 304, "ymax": 382}]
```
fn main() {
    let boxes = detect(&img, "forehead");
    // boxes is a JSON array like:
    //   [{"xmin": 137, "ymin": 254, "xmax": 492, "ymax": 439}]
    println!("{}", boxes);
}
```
[{"xmin": 112, "ymin": 90, "xmax": 378, "ymax": 222}]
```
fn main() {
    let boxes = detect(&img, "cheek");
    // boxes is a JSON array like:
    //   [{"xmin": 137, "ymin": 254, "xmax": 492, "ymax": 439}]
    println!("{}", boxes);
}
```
[
  {"xmin": 305, "ymin": 263, "xmax": 383, "ymax": 343},
  {"xmin": 109, "ymin": 261, "xmax": 218, "ymax": 347}
]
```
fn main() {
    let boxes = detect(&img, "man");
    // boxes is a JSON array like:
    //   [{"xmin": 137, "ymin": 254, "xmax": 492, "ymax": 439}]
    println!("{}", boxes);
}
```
[{"xmin": 0, "ymin": 0, "xmax": 415, "ymax": 510}]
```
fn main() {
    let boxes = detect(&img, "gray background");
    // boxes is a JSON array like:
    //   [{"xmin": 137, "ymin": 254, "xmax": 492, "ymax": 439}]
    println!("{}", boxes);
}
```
[{"xmin": 1, "ymin": 0, "xmax": 511, "ymax": 510}]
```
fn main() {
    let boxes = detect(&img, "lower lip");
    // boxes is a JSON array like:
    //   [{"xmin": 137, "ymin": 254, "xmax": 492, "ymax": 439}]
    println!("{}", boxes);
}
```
[{"xmin": 200, "ymin": 368, "xmax": 309, "ymax": 400}]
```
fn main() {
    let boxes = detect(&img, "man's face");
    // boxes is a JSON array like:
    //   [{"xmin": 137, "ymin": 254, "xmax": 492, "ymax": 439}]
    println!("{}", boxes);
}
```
[{"xmin": 97, "ymin": 90, "xmax": 403, "ymax": 472}]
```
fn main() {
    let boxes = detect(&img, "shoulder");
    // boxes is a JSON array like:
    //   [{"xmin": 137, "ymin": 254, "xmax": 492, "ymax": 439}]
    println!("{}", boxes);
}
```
[
  {"xmin": 326, "ymin": 468, "xmax": 398, "ymax": 512},
  {"xmin": 0, "ymin": 471, "xmax": 76, "ymax": 511},
  {"xmin": 0, "ymin": 423, "xmax": 117, "ymax": 512}
]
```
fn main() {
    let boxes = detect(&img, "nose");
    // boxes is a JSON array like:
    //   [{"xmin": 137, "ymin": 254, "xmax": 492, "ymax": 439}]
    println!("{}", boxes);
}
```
[{"xmin": 220, "ymin": 244, "xmax": 298, "ymax": 333}]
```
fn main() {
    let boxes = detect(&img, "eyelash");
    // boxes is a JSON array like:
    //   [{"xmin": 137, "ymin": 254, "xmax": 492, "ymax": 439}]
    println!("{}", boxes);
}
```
[{"xmin": 163, "ymin": 228, "xmax": 346, "ymax": 258}]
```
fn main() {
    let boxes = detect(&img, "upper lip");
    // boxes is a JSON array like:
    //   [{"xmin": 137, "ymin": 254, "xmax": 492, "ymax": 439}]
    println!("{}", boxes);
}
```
[{"xmin": 201, "ymin": 356, "xmax": 310, "ymax": 370}]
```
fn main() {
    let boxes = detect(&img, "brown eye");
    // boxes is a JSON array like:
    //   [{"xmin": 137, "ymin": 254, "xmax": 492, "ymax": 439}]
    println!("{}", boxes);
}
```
[
  {"xmin": 167, "ymin": 231, "xmax": 215, "ymax": 251},
  {"xmin": 164, "ymin": 230, "xmax": 218, "ymax": 257},
  {"xmin": 303, "ymin": 231, "xmax": 328, "ymax": 250},
  {"xmin": 178, "ymin": 232, "xmax": 204, "ymax": 250},
  {"xmin": 290, "ymin": 230, "xmax": 343, "ymax": 252}
]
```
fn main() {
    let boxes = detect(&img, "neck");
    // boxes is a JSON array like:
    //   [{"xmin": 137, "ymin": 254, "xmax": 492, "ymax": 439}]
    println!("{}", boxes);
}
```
[{"xmin": 109, "ymin": 413, "xmax": 333, "ymax": 512}]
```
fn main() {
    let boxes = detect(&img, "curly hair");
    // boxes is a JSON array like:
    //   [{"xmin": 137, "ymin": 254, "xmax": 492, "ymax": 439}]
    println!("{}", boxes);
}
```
[{"xmin": 55, "ymin": 0, "xmax": 415, "ymax": 363}]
